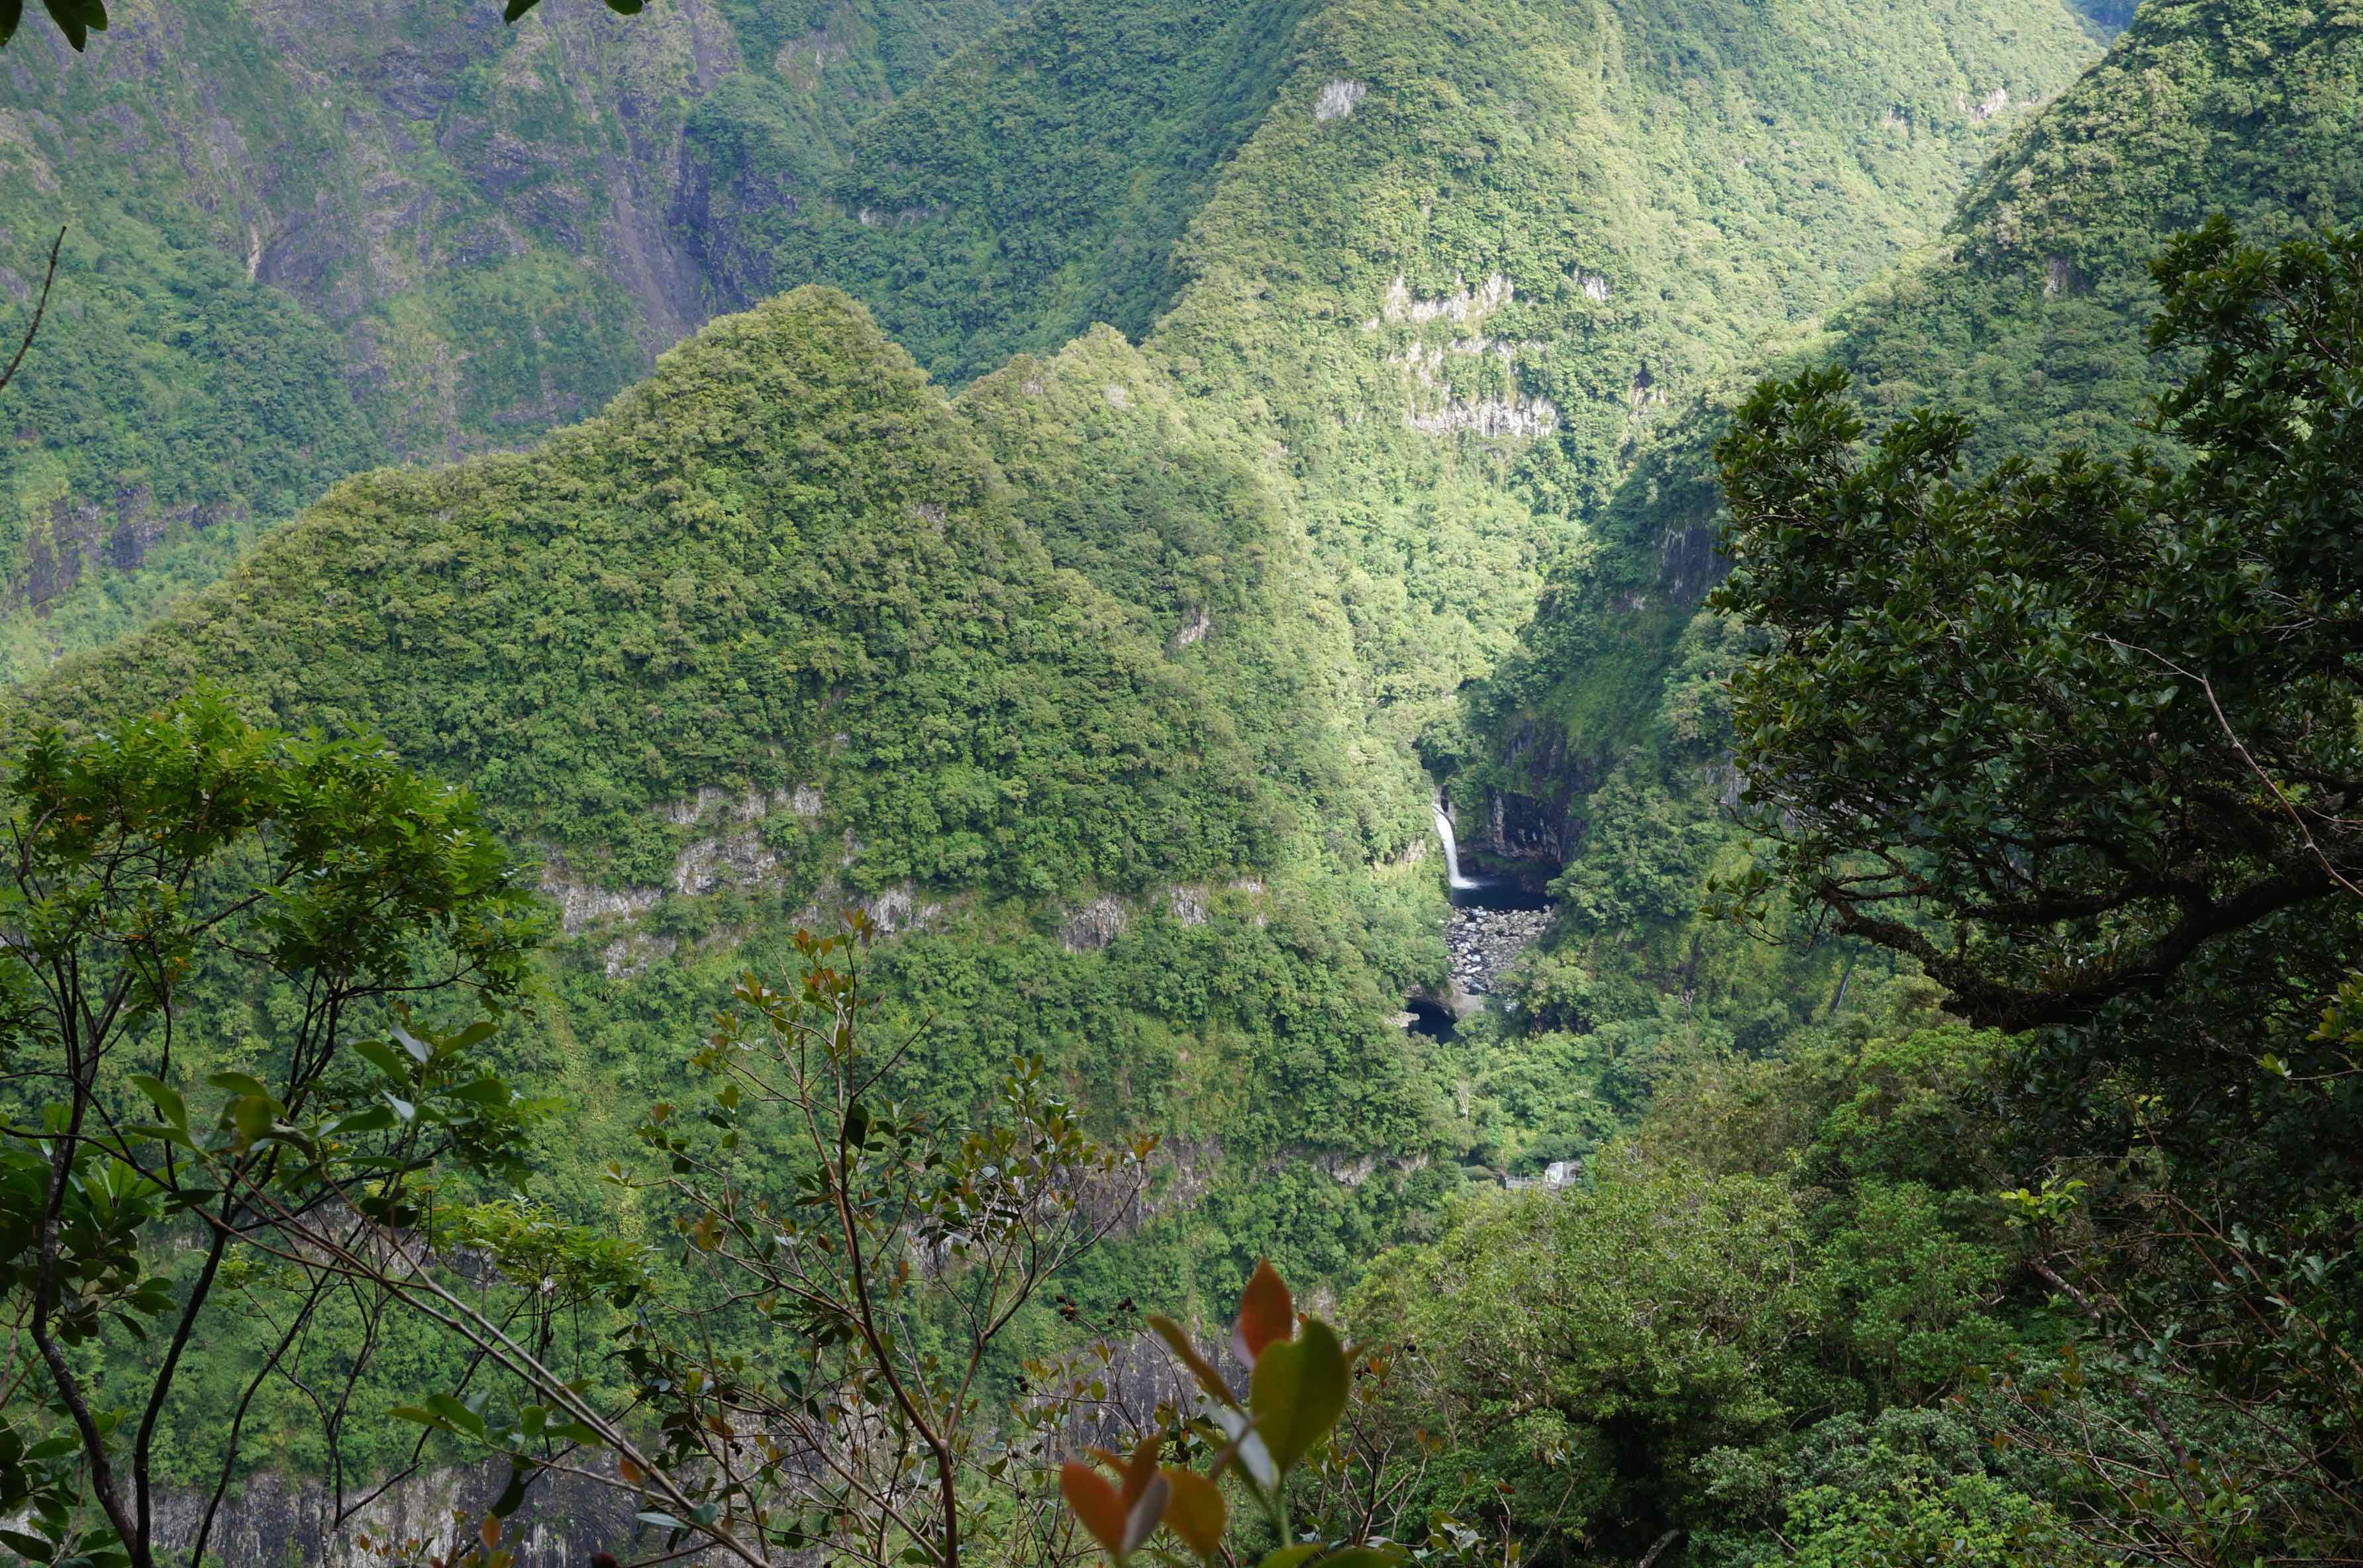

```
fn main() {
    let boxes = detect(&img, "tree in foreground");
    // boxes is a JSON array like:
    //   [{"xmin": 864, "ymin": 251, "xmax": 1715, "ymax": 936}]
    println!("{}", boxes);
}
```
[
  {"xmin": 1711, "ymin": 219, "xmax": 2363, "ymax": 1561},
  {"xmin": 369, "ymin": 913, "xmax": 1158, "ymax": 1568},
  {"xmin": 0, "ymin": 690, "xmax": 548, "ymax": 1568},
  {"xmin": 0, "ymin": 697, "xmax": 1164, "ymax": 1568}
]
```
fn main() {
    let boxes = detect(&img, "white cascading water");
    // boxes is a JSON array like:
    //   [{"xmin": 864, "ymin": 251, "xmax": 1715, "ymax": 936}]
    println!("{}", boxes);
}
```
[{"xmin": 1433, "ymin": 797, "xmax": 1479, "ymax": 890}]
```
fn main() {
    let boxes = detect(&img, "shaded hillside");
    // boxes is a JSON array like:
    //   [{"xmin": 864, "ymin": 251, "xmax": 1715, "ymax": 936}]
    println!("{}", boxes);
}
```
[
  {"xmin": 1464, "ymin": 0, "xmax": 2363, "ymax": 1115},
  {"xmin": 689, "ymin": 0, "xmax": 1322, "ymax": 383},
  {"xmin": 0, "ymin": 0, "xmax": 1011, "ymax": 661}
]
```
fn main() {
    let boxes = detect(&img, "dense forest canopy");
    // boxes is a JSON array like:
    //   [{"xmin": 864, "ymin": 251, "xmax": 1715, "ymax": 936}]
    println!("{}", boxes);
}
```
[{"xmin": 0, "ymin": 0, "xmax": 2357, "ymax": 1566}]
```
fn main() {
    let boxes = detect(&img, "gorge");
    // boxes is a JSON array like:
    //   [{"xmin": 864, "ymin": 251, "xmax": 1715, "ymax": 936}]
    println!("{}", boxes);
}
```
[{"xmin": 1, "ymin": 0, "xmax": 2358, "ymax": 1562}]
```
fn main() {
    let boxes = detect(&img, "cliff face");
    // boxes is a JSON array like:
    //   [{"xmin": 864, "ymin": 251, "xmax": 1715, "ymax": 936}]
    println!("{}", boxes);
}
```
[
  {"xmin": 0, "ymin": 0, "xmax": 1012, "ymax": 629},
  {"xmin": 149, "ymin": 1459, "xmax": 713, "ymax": 1568}
]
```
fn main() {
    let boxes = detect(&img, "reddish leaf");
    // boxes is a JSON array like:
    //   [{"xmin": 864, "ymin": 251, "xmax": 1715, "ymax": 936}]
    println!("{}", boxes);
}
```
[
  {"xmin": 1231, "ymin": 1259, "xmax": 1294, "ymax": 1366},
  {"xmin": 1162, "ymin": 1466, "xmax": 1227, "ymax": 1558},
  {"xmin": 1119, "ymin": 1432, "xmax": 1164, "ymax": 1509},
  {"xmin": 1062, "ymin": 1461, "xmax": 1129, "ymax": 1557}
]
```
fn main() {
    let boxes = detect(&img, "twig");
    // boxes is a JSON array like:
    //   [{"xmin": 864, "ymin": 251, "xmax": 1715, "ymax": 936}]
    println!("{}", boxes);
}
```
[{"xmin": 0, "ymin": 226, "xmax": 64, "ymax": 398}]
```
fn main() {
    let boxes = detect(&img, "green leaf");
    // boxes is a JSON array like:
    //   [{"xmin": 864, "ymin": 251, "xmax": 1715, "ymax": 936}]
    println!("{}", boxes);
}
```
[
  {"xmin": 425, "ymin": 1393, "xmax": 487, "ymax": 1439},
  {"xmin": 227, "ymin": 1095, "xmax": 277, "ymax": 1146},
  {"xmin": 1312, "ymin": 1549, "xmax": 1407, "ymax": 1568},
  {"xmin": 127, "ymin": 1075, "xmax": 187, "ymax": 1129},
  {"xmin": 325, "ymin": 1104, "xmax": 398, "ymax": 1137},
  {"xmin": 0, "ymin": 1526, "xmax": 57, "ymax": 1563},
  {"xmin": 206, "ymin": 1071, "xmax": 270, "ymax": 1099},
  {"xmin": 490, "ymin": 1460, "xmax": 533, "ymax": 1518},
  {"xmin": 352, "ymin": 1040, "xmax": 411, "ymax": 1083},
  {"xmin": 38, "ymin": 0, "xmax": 93, "ymax": 48},
  {"xmin": 1256, "ymin": 1546, "xmax": 1323, "ymax": 1568},
  {"xmin": 1246, "ymin": 1318, "xmax": 1348, "ymax": 1475}
]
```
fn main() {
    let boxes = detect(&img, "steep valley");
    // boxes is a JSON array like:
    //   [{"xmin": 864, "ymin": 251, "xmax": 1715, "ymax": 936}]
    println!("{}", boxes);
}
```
[{"xmin": 12, "ymin": 0, "xmax": 2360, "ymax": 1562}]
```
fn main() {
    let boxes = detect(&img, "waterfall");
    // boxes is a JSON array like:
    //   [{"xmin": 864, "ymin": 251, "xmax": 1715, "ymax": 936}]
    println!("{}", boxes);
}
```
[{"xmin": 1433, "ymin": 797, "xmax": 1479, "ymax": 890}]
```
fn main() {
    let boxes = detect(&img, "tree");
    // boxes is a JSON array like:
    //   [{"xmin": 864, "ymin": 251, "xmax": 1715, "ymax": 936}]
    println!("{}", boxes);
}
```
[
  {"xmin": 0, "ymin": 694, "xmax": 1156, "ymax": 1568},
  {"xmin": 1710, "ymin": 216, "xmax": 2363, "ymax": 1040},
  {"xmin": 611, "ymin": 922, "xmax": 1158, "ymax": 1568},
  {"xmin": 1711, "ymin": 218, "xmax": 2363, "ymax": 1565},
  {"xmin": 371, "ymin": 915, "xmax": 1158, "ymax": 1568},
  {"xmin": 1346, "ymin": 1165, "xmax": 1819, "ymax": 1562},
  {"xmin": 0, "ymin": 689, "xmax": 548, "ymax": 1568}
]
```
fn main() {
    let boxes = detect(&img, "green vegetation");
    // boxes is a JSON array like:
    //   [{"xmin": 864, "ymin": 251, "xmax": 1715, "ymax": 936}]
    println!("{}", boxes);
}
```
[
  {"xmin": 1689, "ymin": 215, "xmax": 2363, "ymax": 1566},
  {"xmin": 0, "ymin": 693, "xmax": 548, "ymax": 1568},
  {"xmin": 689, "ymin": 0, "xmax": 1318, "ymax": 384},
  {"xmin": 0, "ymin": 0, "xmax": 1015, "ymax": 674},
  {"xmin": 22, "ymin": 0, "xmax": 2363, "ymax": 1563},
  {"xmin": 1465, "ymin": 0, "xmax": 2363, "ymax": 1101},
  {"xmin": 3, "ymin": 285, "xmax": 1462, "ymax": 1511},
  {"xmin": 2, "ymin": 0, "xmax": 2104, "ymax": 1342},
  {"xmin": 25, "ymin": 289, "xmax": 1292, "ymax": 898}
]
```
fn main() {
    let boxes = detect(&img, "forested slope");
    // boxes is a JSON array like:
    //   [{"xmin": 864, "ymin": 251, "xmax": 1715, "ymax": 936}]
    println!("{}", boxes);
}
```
[
  {"xmin": 0, "ymin": 0, "xmax": 1011, "ymax": 668},
  {"xmin": 1462, "ymin": 0, "xmax": 2363, "ymax": 1116},
  {"xmin": 11, "ymin": 281, "xmax": 1456, "ymax": 1402},
  {"xmin": 1135, "ymin": 0, "xmax": 2102, "ymax": 851},
  {"xmin": 0, "ymin": 0, "xmax": 2124, "ymax": 1534},
  {"xmin": 3, "ymin": 0, "xmax": 2115, "ymax": 1275}
]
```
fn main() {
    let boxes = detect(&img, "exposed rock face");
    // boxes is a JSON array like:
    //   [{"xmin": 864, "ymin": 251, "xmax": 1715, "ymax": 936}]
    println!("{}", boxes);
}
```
[
  {"xmin": 1446, "ymin": 905, "xmax": 1550, "ymax": 999},
  {"xmin": 1405, "ymin": 395, "xmax": 1560, "ymax": 437},
  {"xmin": 1653, "ymin": 520, "xmax": 1723, "ymax": 605},
  {"xmin": 1060, "ymin": 895, "xmax": 1127, "ymax": 951},
  {"xmin": 147, "ymin": 1458, "xmax": 733, "ymax": 1568},
  {"xmin": 1314, "ymin": 78, "xmax": 1366, "ymax": 121},
  {"xmin": 1380, "ymin": 271, "xmax": 1514, "ymax": 324},
  {"xmin": 16, "ymin": 495, "xmax": 226, "ymax": 607},
  {"xmin": 1462, "ymin": 718, "xmax": 1595, "ymax": 867}
]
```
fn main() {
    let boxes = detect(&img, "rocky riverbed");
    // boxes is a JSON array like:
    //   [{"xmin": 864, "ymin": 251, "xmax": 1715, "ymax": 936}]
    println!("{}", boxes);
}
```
[{"xmin": 1447, "ymin": 905, "xmax": 1552, "ymax": 999}]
